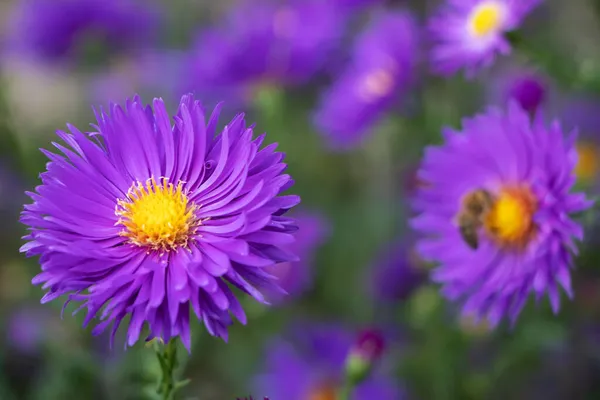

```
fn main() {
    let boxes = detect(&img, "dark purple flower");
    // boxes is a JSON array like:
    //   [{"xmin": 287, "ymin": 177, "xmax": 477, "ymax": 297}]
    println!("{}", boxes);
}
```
[
  {"xmin": 370, "ymin": 240, "xmax": 427, "ymax": 302},
  {"xmin": 429, "ymin": 0, "xmax": 542, "ymax": 77},
  {"xmin": 20, "ymin": 94, "xmax": 300, "ymax": 351},
  {"xmin": 185, "ymin": 0, "xmax": 347, "ymax": 105},
  {"xmin": 263, "ymin": 212, "xmax": 330, "ymax": 302},
  {"xmin": 5, "ymin": 0, "xmax": 160, "ymax": 65},
  {"xmin": 412, "ymin": 102, "xmax": 592, "ymax": 326},
  {"xmin": 314, "ymin": 11, "xmax": 419, "ymax": 149},
  {"xmin": 488, "ymin": 66, "xmax": 547, "ymax": 114},
  {"xmin": 254, "ymin": 323, "xmax": 404, "ymax": 400}
]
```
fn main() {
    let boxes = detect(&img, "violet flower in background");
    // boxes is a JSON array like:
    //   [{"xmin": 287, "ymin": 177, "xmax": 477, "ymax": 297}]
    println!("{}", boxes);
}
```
[
  {"xmin": 254, "ymin": 323, "xmax": 404, "ymax": 400},
  {"xmin": 429, "ymin": 0, "xmax": 542, "ymax": 77},
  {"xmin": 559, "ymin": 96, "xmax": 600, "ymax": 188},
  {"xmin": 264, "ymin": 212, "xmax": 330, "ymax": 303},
  {"xmin": 330, "ymin": 0, "xmax": 385, "ymax": 11},
  {"xmin": 4, "ymin": 0, "xmax": 160, "ymax": 66},
  {"xmin": 314, "ymin": 11, "xmax": 419, "ymax": 149},
  {"xmin": 185, "ymin": 0, "xmax": 347, "ymax": 107},
  {"xmin": 412, "ymin": 102, "xmax": 592, "ymax": 326},
  {"xmin": 87, "ymin": 50, "xmax": 186, "ymax": 106},
  {"xmin": 20, "ymin": 94, "xmax": 300, "ymax": 350},
  {"xmin": 6, "ymin": 308, "xmax": 49, "ymax": 353},
  {"xmin": 370, "ymin": 240, "xmax": 427, "ymax": 303},
  {"xmin": 488, "ymin": 65, "xmax": 548, "ymax": 114}
]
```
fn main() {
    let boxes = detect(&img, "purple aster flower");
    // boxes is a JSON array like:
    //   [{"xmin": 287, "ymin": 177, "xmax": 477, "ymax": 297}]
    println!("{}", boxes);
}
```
[
  {"xmin": 369, "ymin": 239, "xmax": 427, "ymax": 303},
  {"xmin": 6, "ymin": 308, "xmax": 48, "ymax": 353},
  {"xmin": 314, "ymin": 11, "xmax": 419, "ymax": 149},
  {"xmin": 20, "ymin": 94, "xmax": 300, "ymax": 351},
  {"xmin": 88, "ymin": 51, "xmax": 186, "ymax": 106},
  {"xmin": 5, "ymin": 0, "xmax": 160, "ymax": 65},
  {"xmin": 429, "ymin": 0, "xmax": 542, "ymax": 77},
  {"xmin": 263, "ymin": 212, "xmax": 330, "ymax": 303},
  {"xmin": 411, "ymin": 102, "xmax": 592, "ymax": 325},
  {"xmin": 185, "ymin": 0, "xmax": 346, "ymax": 105},
  {"xmin": 255, "ymin": 323, "xmax": 403, "ymax": 400},
  {"xmin": 488, "ymin": 66, "xmax": 547, "ymax": 114}
]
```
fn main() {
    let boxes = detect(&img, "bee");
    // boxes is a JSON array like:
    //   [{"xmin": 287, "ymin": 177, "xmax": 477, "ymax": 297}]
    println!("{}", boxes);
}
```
[{"xmin": 455, "ymin": 189, "xmax": 495, "ymax": 250}]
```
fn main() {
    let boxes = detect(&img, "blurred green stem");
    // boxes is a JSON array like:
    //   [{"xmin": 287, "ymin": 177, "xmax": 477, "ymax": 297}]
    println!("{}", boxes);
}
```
[
  {"xmin": 154, "ymin": 339, "xmax": 190, "ymax": 400},
  {"xmin": 336, "ymin": 381, "xmax": 354, "ymax": 400}
]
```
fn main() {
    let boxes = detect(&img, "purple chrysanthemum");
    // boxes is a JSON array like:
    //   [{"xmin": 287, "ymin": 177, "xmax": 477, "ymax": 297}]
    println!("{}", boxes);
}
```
[
  {"xmin": 254, "ymin": 323, "xmax": 403, "ymax": 400},
  {"xmin": 20, "ymin": 94, "xmax": 300, "ymax": 350},
  {"xmin": 264, "ymin": 212, "xmax": 330, "ymax": 303},
  {"xmin": 185, "ymin": 0, "xmax": 346, "ymax": 107},
  {"xmin": 314, "ymin": 11, "xmax": 418, "ymax": 149},
  {"xmin": 429, "ymin": 0, "xmax": 542, "ymax": 77},
  {"xmin": 411, "ymin": 102, "xmax": 592, "ymax": 325},
  {"xmin": 369, "ymin": 240, "xmax": 427, "ymax": 303},
  {"xmin": 5, "ymin": 0, "xmax": 160, "ymax": 64}
]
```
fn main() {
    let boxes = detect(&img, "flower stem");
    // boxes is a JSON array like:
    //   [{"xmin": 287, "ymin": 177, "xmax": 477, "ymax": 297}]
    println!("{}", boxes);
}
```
[
  {"xmin": 336, "ymin": 381, "xmax": 355, "ymax": 400},
  {"xmin": 153, "ymin": 338, "xmax": 190, "ymax": 400}
]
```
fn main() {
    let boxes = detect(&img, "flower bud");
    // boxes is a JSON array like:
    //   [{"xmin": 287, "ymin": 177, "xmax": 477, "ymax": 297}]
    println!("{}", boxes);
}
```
[{"xmin": 344, "ymin": 329, "xmax": 385, "ymax": 385}]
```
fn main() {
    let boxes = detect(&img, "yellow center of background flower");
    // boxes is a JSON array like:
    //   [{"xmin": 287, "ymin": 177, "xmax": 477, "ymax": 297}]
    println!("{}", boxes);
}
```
[
  {"xmin": 308, "ymin": 385, "xmax": 337, "ymax": 400},
  {"xmin": 575, "ymin": 141, "xmax": 599, "ymax": 184},
  {"xmin": 116, "ymin": 177, "xmax": 198, "ymax": 252},
  {"xmin": 469, "ymin": 2, "xmax": 504, "ymax": 37},
  {"xmin": 484, "ymin": 187, "xmax": 537, "ymax": 248}
]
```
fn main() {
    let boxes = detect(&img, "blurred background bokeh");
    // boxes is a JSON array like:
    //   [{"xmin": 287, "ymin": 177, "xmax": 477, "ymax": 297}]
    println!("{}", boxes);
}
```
[{"xmin": 2, "ymin": 0, "xmax": 600, "ymax": 399}]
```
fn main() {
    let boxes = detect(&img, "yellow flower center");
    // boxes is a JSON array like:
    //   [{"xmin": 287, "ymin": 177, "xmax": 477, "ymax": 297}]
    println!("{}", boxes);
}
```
[
  {"xmin": 484, "ymin": 186, "xmax": 537, "ymax": 248},
  {"xmin": 115, "ymin": 177, "xmax": 199, "ymax": 252},
  {"xmin": 357, "ymin": 68, "xmax": 396, "ymax": 102},
  {"xmin": 468, "ymin": 1, "xmax": 505, "ymax": 37},
  {"xmin": 575, "ymin": 141, "xmax": 599, "ymax": 184},
  {"xmin": 308, "ymin": 385, "xmax": 337, "ymax": 400}
]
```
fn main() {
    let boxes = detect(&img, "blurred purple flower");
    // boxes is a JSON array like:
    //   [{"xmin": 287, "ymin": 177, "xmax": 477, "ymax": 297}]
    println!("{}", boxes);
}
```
[
  {"xmin": 329, "ymin": 0, "xmax": 385, "ymax": 10},
  {"xmin": 429, "ymin": 0, "xmax": 542, "ymax": 77},
  {"xmin": 255, "ymin": 323, "xmax": 404, "ymax": 400},
  {"xmin": 185, "ymin": 0, "xmax": 347, "ymax": 105},
  {"xmin": 314, "ymin": 11, "xmax": 419, "ymax": 150},
  {"xmin": 559, "ymin": 96, "xmax": 600, "ymax": 186},
  {"xmin": 412, "ymin": 103, "xmax": 592, "ymax": 325},
  {"xmin": 370, "ymin": 240, "xmax": 427, "ymax": 303},
  {"xmin": 88, "ymin": 50, "xmax": 186, "ymax": 106},
  {"xmin": 264, "ymin": 212, "xmax": 330, "ymax": 303},
  {"xmin": 7, "ymin": 308, "xmax": 49, "ymax": 353},
  {"xmin": 236, "ymin": 397, "xmax": 269, "ymax": 400},
  {"xmin": 5, "ymin": 0, "xmax": 160, "ymax": 65},
  {"xmin": 488, "ymin": 66, "xmax": 547, "ymax": 114}
]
